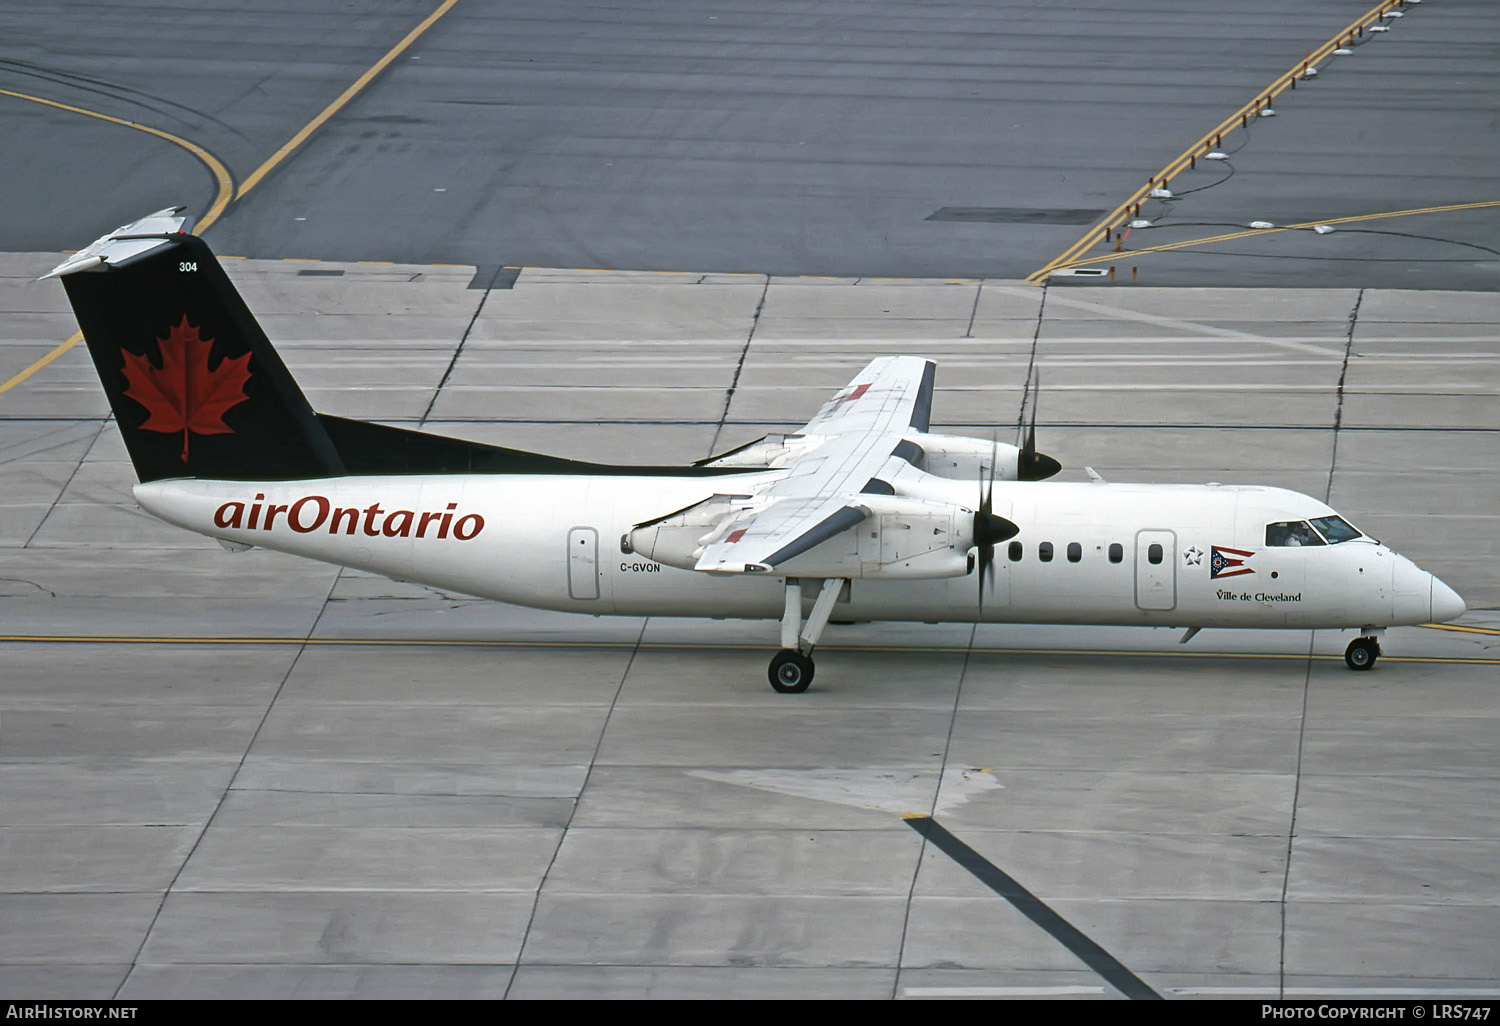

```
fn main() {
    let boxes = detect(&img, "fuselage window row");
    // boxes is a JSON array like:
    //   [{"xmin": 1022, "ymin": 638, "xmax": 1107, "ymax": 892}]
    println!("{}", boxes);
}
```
[
  {"xmin": 1007, "ymin": 517, "xmax": 1366, "ymax": 567},
  {"xmin": 1007, "ymin": 541, "xmax": 1127, "ymax": 564}
]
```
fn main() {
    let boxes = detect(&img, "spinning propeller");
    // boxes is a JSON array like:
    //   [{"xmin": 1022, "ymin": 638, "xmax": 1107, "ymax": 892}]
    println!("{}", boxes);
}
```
[
  {"xmin": 1016, "ymin": 370, "xmax": 1062, "ymax": 482},
  {"xmin": 975, "ymin": 370, "xmax": 1061, "ymax": 608},
  {"xmin": 974, "ymin": 437, "xmax": 1019, "ymax": 609}
]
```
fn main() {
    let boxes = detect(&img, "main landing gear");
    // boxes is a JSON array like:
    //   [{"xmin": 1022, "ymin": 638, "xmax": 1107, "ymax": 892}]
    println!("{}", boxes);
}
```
[
  {"xmin": 769, "ymin": 649, "xmax": 815, "ymax": 693},
  {"xmin": 767, "ymin": 578, "xmax": 846, "ymax": 694},
  {"xmin": 1345, "ymin": 634, "xmax": 1382, "ymax": 671}
]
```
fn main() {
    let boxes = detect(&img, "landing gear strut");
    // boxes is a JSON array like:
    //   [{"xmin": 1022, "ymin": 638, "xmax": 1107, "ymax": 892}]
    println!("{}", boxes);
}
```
[
  {"xmin": 1345, "ymin": 635, "xmax": 1381, "ymax": 671},
  {"xmin": 767, "ymin": 578, "xmax": 845, "ymax": 694}
]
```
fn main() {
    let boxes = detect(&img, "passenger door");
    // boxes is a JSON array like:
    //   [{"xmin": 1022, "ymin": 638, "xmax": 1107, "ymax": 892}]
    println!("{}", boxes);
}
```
[{"xmin": 1135, "ymin": 529, "xmax": 1176, "ymax": 611}]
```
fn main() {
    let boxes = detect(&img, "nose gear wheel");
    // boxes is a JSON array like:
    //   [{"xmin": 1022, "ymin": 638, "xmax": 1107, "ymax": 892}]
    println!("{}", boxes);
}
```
[{"xmin": 1345, "ymin": 636, "xmax": 1381, "ymax": 671}]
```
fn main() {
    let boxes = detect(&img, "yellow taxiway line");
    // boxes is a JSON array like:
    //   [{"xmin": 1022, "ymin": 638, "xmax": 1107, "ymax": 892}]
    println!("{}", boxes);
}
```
[
  {"xmin": 0, "ymin": 88, "xmax": 239, "ymax": 396},
  {"xmin": 1, "ymin": 634, "xmax": 1494, "ymax": 665},
  {"xmin": 1043, "ymin": 199, "xmax": 1500, "ymax": 273},
  {"xmin": 0, "ymin": 333, "xmax": 86, "ymax": 395},
  {"xmin": 0, "ymin": 89, "xmax": 237, "ymax": 235},
  {"xmin": 1028, "ymin": 0, "xmax": 1409, "ymax": 284},
  {"xmin": 235, "ymin": 0, "xmax": 460, "ymax": 198},
  {"xmin": 1420, "ymin": 622, "xmax": 1500, "ymax": 637},
  {"xmin": 0, "ymin": 0, "xmax": 461, "ymax": 398}
]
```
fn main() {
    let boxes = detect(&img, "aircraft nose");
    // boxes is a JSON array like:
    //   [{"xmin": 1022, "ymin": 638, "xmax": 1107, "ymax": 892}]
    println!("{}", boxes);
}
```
[{"xmin": 1430, "ymin": 574, "xmax": 1467, "ymax": 623}]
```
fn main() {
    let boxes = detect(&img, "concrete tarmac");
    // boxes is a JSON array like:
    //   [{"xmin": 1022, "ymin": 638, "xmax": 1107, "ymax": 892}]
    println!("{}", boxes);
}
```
[{"xmin": 1, "ymin": 254, "xmax": 1496, "ymax": 999}]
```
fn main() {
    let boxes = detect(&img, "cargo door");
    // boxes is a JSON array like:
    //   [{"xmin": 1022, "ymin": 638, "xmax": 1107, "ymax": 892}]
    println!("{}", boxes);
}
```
[{"xmin": 567, "ymin": 526, "xmax": 600, "ymax": 600}]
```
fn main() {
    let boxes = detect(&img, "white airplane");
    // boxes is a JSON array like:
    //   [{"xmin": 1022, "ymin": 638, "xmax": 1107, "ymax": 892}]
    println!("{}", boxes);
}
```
[{"xmin": 47, "ymin": 209, "xmax": 1466, "ymax": 692}]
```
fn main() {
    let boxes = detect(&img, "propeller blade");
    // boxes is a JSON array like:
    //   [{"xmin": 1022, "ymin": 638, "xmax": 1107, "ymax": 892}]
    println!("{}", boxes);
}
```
[
  {"xmin": 1016, "ymin": 369, "xmax": 1062, "ymax": 481},
  {"xmin": 987, "ymin": 432, "xmax": 997, "ymax": 508},
  {"xmin": 977, "ymin": 443, "xmax": 989, "ymax": 610},
  {"xmin": 978, "ymin": 540, "xmax": 988, "ymax": 609},
  {"xmin": 1016, "ymin": 371, "xmax": 1032, "ymax": 450},
  {"xmin": 1022, "ymin": 369, "xmax": 1039, "ymax": 461},
  {"xmin": 973, "ymin": 502, "xmax": 1019, "ymax": 611},
  {"xmin": 979, "ymin": 432, "xmax": 998, "ymax": 610}
]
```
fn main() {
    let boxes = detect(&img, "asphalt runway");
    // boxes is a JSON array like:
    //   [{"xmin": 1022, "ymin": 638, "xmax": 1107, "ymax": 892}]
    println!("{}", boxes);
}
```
[
  {"xmin": 2, "ymin": 1, "xmax": 1497, "ymax": 286},
  {"xmin": 1, "ymin": 0, "xmax": 1497, "ymax": 1002}
]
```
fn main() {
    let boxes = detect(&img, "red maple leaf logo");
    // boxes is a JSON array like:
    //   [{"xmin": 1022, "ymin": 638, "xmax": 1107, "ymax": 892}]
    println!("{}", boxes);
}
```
[{"xmin": 120, "ymin": 316, "xmax": 252, "ymax": 463}]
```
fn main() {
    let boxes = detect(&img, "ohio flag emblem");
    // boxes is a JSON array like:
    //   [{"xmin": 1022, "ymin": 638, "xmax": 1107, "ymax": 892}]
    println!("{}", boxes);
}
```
[{"xmin": 1210, "ymin": 546, "xmax": 1255, "ymax": 579}]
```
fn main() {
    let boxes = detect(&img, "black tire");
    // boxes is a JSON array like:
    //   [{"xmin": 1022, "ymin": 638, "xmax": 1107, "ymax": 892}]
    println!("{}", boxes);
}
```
[
  {"xmin": 768, "ymin": 649, "xmax": 815, "ymax": 693},
  {"xmin": 1345, "ymin": 637, "xmax": 1378, "ymax": 671}
]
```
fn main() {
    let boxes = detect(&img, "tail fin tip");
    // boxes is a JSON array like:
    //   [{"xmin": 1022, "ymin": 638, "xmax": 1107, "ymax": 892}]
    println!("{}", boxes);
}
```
[{"xmin": 43, "ymin": 207, "xmax": 195, "ymax": 280}]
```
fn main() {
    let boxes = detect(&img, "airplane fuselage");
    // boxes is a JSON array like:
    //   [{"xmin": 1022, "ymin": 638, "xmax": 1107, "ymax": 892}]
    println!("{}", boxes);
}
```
[
  {"xmin": 53, "ymin": 210, "xmax": 1467, "ymax": 690},
  {"xmin": 137, "ymin": 473, "xmax": 1457, "ymax": 632}
]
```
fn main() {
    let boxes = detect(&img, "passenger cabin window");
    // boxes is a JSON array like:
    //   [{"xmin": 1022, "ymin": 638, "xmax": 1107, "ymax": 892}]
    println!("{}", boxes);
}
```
[
  {"xmin": 1108, "ymin": 542, "xmax": 1123, "ymax": 564},
  {"xmin": 1266, "ymin": 520, "xmax": 1326, "ymax": 547},
  {"xmin": 1067, "ymin": 542, "xmax": 1082, "ymax": 563},
  {"xmin": 1310, "ymin": 515, "xmax": 1360, "ymax": 544},
  {"xmin": 1039, "ymin": 542, "xmax": 1054, "ymax": 563},
  {"xmin": 1008, "ymin": 541, "xmax": 1023, "ymax": 561},
  {"xmin": 1147, "ymin": 543, "xmax": 1163, "ymax": 564}
]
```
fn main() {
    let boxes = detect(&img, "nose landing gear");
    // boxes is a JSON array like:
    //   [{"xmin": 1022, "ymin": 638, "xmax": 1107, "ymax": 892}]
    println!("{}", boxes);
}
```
[{"xmin": 1345, "ymin": 635, "xmax": 1381, "ymax": 671}]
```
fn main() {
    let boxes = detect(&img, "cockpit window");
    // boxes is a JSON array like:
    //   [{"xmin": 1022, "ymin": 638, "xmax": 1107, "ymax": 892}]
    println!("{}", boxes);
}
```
[
  {"xmin": 1309, "ymin": 515, "xmax": 1361, "ymax": 544},
  {"xmin": 1266, "ymin": 520, "xmax": 1326, "ymax": 547}
]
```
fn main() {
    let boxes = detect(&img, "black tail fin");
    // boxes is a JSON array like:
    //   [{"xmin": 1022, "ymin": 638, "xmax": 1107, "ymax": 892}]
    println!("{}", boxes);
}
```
[{"xmin": 47, "ymin": 208, "xmax": 344, "ymax": 482}]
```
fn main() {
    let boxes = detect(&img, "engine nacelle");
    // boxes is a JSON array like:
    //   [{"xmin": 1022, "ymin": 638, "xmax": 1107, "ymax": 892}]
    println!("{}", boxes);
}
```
[
  {"xmin": 772, "ymin": 494, "xmax": 976, "ymax": 580},
  {"xmin": 702, "ymin": 430, "xmax": 1057, "ymax": 482},
  {"xmin": 628, "ymin": 493, "xmax": 996, "ymax": 580},
  {"xmin": 909, "ymin": 432, "xmax": 1022, "ymax": 480}
]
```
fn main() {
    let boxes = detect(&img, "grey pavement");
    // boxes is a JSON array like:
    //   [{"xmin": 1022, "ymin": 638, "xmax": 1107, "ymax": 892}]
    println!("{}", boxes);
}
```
[{"xmin": 1, "ymin": 255, "xmax": 1496, "ymax": 999}]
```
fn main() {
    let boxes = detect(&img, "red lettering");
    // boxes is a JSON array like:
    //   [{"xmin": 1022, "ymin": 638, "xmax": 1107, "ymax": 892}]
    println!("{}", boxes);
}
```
[
  {"xmin": 214, "ymin": 501, "xmax": 245, "ymax": 529},
  {"xmin": 382, "ymin": 510, "xmax": 414, "ymax": 538},
  {"xmin": 247, "ymin": 496, "xmax": 483, "ymax": 540},
  {"xmin": 330, "ymin": 507, "xmax": 358, "ymax": 535},
  {"xmin": 289, "ymin": 495, "xmax": 330, "ymax": 533}
]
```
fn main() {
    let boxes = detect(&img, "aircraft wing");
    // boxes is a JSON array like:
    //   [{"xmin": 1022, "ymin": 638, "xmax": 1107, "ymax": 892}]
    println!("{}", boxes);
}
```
[
  {"xmin": 694, "ymin": 356, "xmax": 935, "ymax": 573},
  {"xmin": 802, "ymin": 355, "xmax": 936, "ymax": 435}
]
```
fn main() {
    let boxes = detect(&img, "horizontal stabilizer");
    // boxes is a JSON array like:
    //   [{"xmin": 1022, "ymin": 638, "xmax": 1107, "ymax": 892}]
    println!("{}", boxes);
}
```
[{"xmin": 43, "ymin": 207, "xmax": 195, "ymax": 279}]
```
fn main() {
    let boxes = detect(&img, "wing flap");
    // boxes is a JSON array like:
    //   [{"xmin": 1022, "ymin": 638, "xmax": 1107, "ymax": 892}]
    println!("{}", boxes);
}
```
[{"xmin": 754, "ymin": 503, "xmax": 868, "ymax": 568}]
